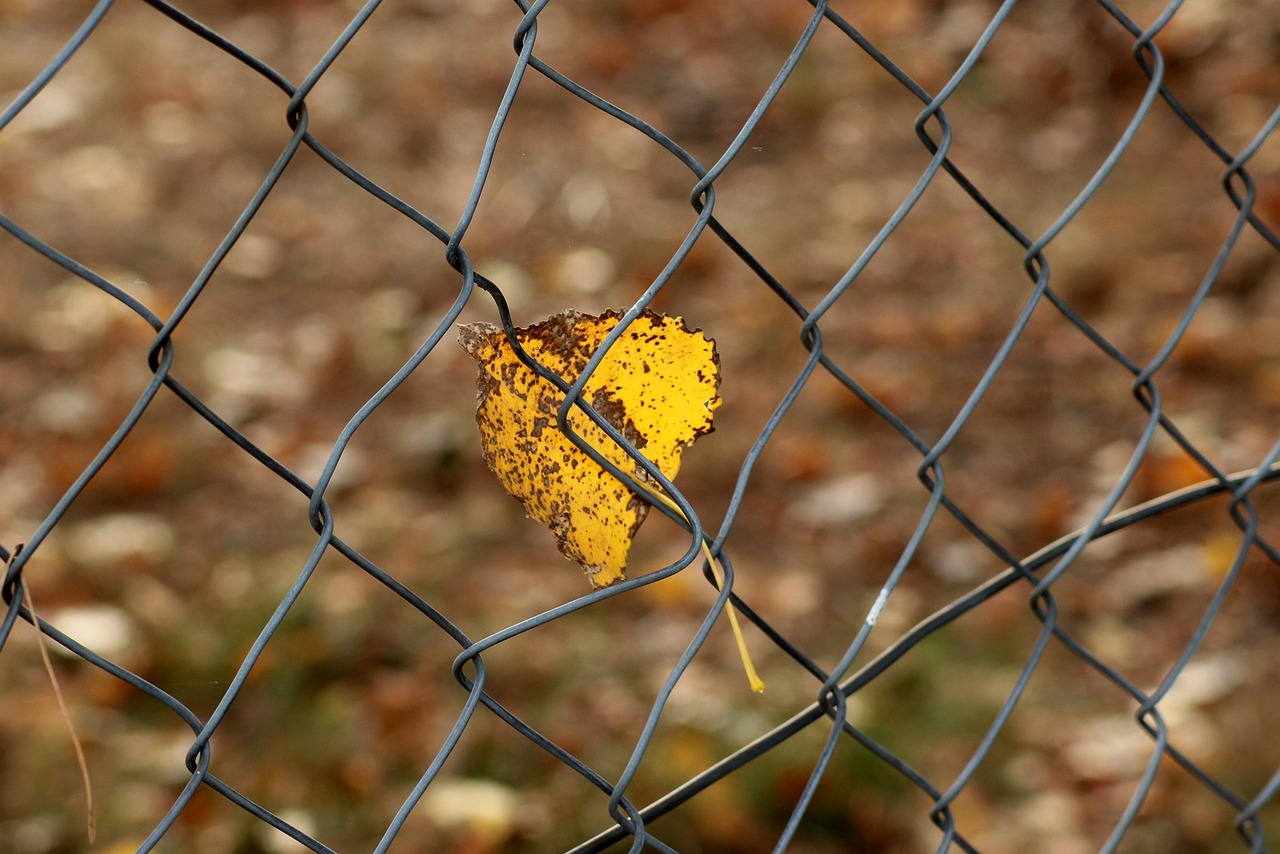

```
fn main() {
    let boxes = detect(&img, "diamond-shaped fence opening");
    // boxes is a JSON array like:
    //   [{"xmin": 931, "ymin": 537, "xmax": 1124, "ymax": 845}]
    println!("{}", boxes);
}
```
[{"xmin": 2, "ymin": 2, "xmax": 1279, "ymax": 852}]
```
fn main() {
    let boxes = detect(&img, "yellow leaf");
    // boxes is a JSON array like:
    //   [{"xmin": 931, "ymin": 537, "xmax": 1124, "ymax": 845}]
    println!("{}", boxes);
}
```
[{"xmin": 459, "ymin": 309, "xmax": 721, "ymax": 588}]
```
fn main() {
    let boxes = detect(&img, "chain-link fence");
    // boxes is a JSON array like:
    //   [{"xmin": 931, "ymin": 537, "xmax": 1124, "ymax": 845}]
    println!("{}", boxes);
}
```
[{"xmin": 2, "ymin": 1, "xmax": 1279, "ymax": 852}]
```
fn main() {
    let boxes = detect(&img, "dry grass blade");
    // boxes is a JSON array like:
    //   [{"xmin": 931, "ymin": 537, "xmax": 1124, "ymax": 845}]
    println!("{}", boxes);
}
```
[{"xmin": 10, "ymin": 546, "xmax": 96, "ymax": 843}]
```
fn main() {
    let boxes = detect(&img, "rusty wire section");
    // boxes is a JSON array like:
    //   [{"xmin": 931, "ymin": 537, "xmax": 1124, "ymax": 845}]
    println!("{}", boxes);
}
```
[{"xmin": 2, "ymin": 1, "xmax": 1280, "ymax": 852}]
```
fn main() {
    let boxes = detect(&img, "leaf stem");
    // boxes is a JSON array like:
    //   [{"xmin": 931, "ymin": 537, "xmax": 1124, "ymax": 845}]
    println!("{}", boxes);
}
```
[{"xmin": 645, "ymin": 491, "xmax": 765, "ymax": 693}]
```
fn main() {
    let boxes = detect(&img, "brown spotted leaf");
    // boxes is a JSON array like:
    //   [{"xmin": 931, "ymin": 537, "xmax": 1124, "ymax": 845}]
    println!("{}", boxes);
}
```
[{"xmin": 459, "ymin": 309, "xmax": 720, "ymax": 587}]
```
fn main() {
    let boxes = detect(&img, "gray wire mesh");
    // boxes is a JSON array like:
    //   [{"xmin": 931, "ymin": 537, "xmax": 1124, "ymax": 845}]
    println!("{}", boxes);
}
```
[{"xmin": 2, "ymin": 1, "xmax": 1279, "ymax": 852}]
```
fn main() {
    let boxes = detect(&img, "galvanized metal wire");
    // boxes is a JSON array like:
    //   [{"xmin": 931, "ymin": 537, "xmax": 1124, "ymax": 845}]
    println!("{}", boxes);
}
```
[{"xmin": 2, "ymin": 1, "xmax": 1279, "ymax": 852}]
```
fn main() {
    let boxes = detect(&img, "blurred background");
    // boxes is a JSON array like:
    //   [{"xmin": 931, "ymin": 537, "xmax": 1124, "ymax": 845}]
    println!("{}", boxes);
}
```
[{"xmin": 1, "ymin": 0, "xmax": 1279, "ymax": 851}]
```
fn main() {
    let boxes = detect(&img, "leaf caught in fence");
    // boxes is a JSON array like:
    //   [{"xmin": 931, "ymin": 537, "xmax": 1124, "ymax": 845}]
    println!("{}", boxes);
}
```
[{"xmin": 459, "ymin": 309, "xmax": 721, "ymax": 588}]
